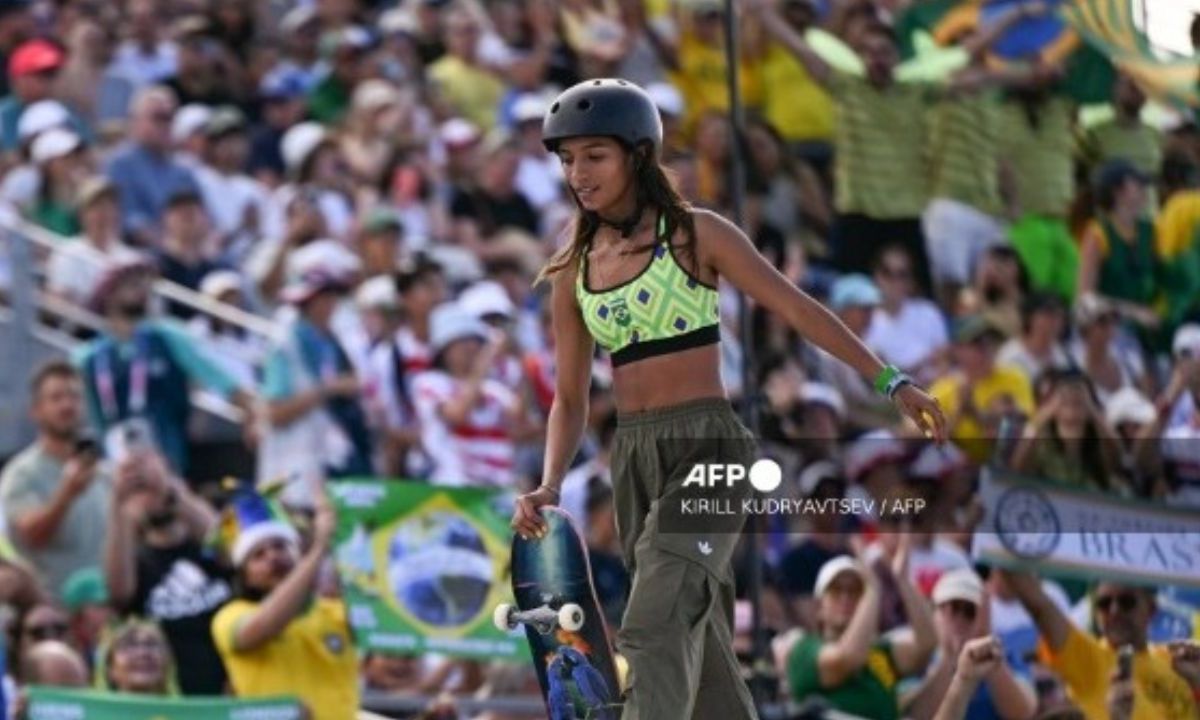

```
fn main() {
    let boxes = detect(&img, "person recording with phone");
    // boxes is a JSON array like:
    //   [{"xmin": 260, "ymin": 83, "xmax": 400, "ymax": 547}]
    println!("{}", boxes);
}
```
[
  {"xmin": 102, "ymin": 449, "xmax": 232, "ymax": 695},
  {"xmin": 998, "ymin": 569, "xmax": 1199, "ymax": 719},
  {"xmin": 1, "ymin": 361, "xmax": 110, "ymax": 598}
]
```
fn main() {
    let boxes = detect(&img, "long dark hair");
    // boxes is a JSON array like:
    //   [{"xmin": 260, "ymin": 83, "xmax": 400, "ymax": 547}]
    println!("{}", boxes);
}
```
[{"xmin": 535, "ymin": 140, "xmax": 698, "ymax": 284}]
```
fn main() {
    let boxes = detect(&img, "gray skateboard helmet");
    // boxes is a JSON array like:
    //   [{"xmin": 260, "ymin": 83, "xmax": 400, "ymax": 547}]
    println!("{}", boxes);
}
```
[{"xmin": 542, "ymin": 78, "xmax": 663, "ymax": 154}]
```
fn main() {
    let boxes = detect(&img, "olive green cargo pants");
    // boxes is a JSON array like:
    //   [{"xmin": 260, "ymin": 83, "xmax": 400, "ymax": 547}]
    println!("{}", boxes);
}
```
[{"xmin": 610, "ymin": 398, "xmax": 759, "ymax": 720}]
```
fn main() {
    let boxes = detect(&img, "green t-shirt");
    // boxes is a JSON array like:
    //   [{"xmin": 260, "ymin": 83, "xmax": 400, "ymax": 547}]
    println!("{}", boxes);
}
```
[
  {"xmin": 927, "ymin": 92, "xmax": 1003, "ymax": 215},
  {"xmin": 308, "ymin": 75, "xmax": 350, "ymax": 125},
  {"xmin": 0, "ymin": 443, "xmax": 110, "ymax": 597},
  {"xmin": 997, "ymin": 97, "xmax": 1076, "ymax": 218},
  {"xmin": 787, "ymin": 634, "xmax": 899, "ymax": 720},
  {"xmin": 829, "ymin": 70, "xmax": 936, "ymax": 219}
]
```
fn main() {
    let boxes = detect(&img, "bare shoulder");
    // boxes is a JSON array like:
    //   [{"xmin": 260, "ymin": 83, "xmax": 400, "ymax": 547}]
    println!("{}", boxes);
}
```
[
  {"xmin": 686, "ymin": 207, "xmax": 754, "ymax": 270},
  {"xmin": 689, "ymin": 207, "xmax": 745, "ymax": 242}
]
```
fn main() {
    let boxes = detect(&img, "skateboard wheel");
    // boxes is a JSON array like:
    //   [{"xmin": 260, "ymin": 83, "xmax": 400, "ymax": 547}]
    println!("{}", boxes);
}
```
[
  {"xmin": 558, "ymin": 603, "xmax": 584, "ymax": 632},
  {"xmin": 494, "ymin": 603, "xmax": 515, "ymax": 631}
]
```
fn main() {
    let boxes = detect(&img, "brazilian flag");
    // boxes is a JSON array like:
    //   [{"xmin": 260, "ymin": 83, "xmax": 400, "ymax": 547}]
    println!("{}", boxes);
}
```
[{"xmin": 892, "ymin": 0, "xmax": 1200, "ymax": 105}]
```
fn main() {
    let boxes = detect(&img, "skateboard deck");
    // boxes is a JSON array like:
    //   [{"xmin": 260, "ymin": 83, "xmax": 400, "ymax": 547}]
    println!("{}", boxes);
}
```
[{"xmin": 497, "ymin": 507, "xmax": 621, "ymax": 720}]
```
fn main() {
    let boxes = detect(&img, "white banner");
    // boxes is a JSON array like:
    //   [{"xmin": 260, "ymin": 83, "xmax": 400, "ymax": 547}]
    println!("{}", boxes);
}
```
[{"xmin": 972, "ymin": 469, "xmax": 1200, "ymax": 588}]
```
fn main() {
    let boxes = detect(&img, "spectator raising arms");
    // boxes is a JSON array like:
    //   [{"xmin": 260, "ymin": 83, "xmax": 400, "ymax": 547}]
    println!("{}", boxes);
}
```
[
  {"xmin": 998, "ymin": 569, "xmax": 1200, "ymax": 719},
  {"xmin": 210, "ymin": 485, "xmax": 357, "ymax": 720},
  {"xmin": 905, "ymin": 569, "xmax": 1036, "ymax": 720},
  {"xmin": 777, "ymin": 538, "xmax": 936, "ymax": 720}
]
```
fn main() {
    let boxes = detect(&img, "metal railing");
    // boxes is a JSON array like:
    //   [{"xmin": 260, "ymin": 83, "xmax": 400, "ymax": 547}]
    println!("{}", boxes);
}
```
[{"xmin": 0, "ymin": 215, "xmax": 283, "ymax": 427}]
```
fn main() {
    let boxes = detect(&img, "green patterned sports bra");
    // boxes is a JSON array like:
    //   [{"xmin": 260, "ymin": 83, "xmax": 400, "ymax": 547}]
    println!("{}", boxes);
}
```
[{"xmin": 576, "ymin": 213, "xmax": 720, "ymax": 367}]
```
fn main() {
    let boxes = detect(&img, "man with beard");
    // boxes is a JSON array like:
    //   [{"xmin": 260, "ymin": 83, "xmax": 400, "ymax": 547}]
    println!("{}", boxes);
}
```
[
  {"xmin": 210, "ymin": 485, "xmax": 358, "ymax": 720},
  {"xmin": 74, "ymin": 257, "xmax": 255, "ymax": 477},
  {"xmin": 103, "ymin": 449, "xmax": 232, "ymax": 695},
  {"xmin": 0, "ymin": 360, "xmax": 110, "ymax": 597},
  {"xmin": 999, "ymin": 569, "xmax": 1200, "ymax": 719}
]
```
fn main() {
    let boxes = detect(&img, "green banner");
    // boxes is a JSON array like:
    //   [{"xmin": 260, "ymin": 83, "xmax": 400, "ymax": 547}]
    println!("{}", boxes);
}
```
[
  {"xmin": 26, "ymin": 688, "xmax": 301, "ymax": 720},
  {"xmin": 328, "ymin": 480, "xmax": 526, "ymax": 661}
]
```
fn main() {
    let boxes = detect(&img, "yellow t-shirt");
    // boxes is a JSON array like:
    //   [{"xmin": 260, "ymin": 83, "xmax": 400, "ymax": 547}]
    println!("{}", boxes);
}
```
[
  {"xmin": 759, "ymin": 44, "xmax": 834, "ymax": 143},
  {"xmin": 1038, "ymin": 627, "xmax": 1198, "ymax": 720},
  {"xmin": 930, "ymin": 366, "xmax": 1033, "ymax": 461},
  {"xmin": 1157, "ymin": 190, "xmax": 1200, "ymax": 260},
  {"xmin": 212, "ymin": 598, "xmax": 359, "ymax": 720},
  {"xmin": 672, "ymin": 33, "xmax": 762, "ymax": 136},
  {"xmin": 427, "ymin": 56, "xmax": 505, "ymax": 131}
]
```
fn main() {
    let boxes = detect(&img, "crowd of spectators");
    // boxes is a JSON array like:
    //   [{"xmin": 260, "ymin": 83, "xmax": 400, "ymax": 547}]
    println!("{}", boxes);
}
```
[{"xmin": 0, "ymin": 0, "xmax": 1198, "ymax": 718}]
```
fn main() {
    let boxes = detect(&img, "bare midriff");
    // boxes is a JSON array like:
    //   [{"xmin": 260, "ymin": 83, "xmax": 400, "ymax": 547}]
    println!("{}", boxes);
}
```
[{"xmin": 611, "ymin": 343, "xmax": 726, "ymax": 413}]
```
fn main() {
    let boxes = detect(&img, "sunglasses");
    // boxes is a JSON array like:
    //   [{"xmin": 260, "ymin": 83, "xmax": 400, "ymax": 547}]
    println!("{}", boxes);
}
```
[
  {"xmin": 941, "ymin": 599, "xmax": 977, "ymax": 621},
  {"xmin": 25, "ymin": 621, "xmax": 69, "ymax": 641},
  {"xmin": 1095, "ymin": 593, "xmax": 1139, "ymax": 614}
]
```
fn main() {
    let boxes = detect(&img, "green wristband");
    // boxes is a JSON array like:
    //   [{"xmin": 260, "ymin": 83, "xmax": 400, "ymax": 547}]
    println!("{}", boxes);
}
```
[{"xmin": 874, "ymin": 365, "xmax": 901, "ymax": 397}]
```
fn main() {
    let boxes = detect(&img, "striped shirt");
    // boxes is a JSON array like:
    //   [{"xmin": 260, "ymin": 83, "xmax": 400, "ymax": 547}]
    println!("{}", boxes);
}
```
[
  {"xmin": 927, "ymin": 92, "xmax": 1003, "ymax": 216},
  {"xmin": 412, "ymin": 370, "xmax": 517, "ymax": 488},
  {"xmin": 829, "ymin": 70, "xmax": 936, "ymax": 219},
  {"xmin": 996, "ymin": 97, "xmax": 1076, "ymax": 218},
  {"xmin": 1083, "ymin": 120, "xmax": 1162, "ymax": 177}
]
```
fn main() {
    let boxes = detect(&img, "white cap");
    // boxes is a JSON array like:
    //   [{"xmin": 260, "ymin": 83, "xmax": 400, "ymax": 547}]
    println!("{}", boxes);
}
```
[
  {"xmin": 645, "ymin": 82, "xmax": 685, "ymax": 118},
  {"xmin": 799, "ymin": 382, "xmax": 845, "ymax": 422},
  {"xmin": 353, "ymin": 79, "xmax": 400, "ymax": 113},
  {"xmin": 459, "ymin": 280, "xmax": 515, "ymax": 320},
  {"xmin": 425, "ymin": 245, "xmax": 483, "ymax": 285},
  {"xmin": 282, "ymin": 121, "xmax": 329, "ymax": 172},
  {"xmin": 355, "ymin": 274, "xmax": 399, "ymax": 311},
  {"xmin": 30, "ymin": 128, "xmax": 81, "ymax": 163},
  {"xmin": 171, "ymin": 103, "xmax": 212, "ymax": 144},
  {"xmin": 845, "ymin": 429, "xmax": 907, "ymax": 482},
  {"xmin": 1105, "ymin": 387, "xmax": 1157, "ymax": 427},
  {"xmin": 199, "ymin": 269, "xmax": 243, "ymax": 299},
  {"xmin": 814, "ymin": 556, "xmax": 866, "ymax": 597},
  {"xmin": 512, "ymin": 92, "xmax": 549, "ymax": 124},
  {"xmin": 798, "ymin": 460, "xmax": 842, "ymax": 497},
  {"xmin": 287, "ymin": 238, "xmax": 362, "ymax": 282},
  {"xmin": 280, "ymin": 4, "xmax": 319, "ymax": 34},
  {"xmin": 1173, "ymin": 323, "xmax": 1200, "ymax": 359},
  {"xmin": 232, "ymin": 521, "xmax": 300, "ymax": 567},
  {"xmin": 379, "ymin": 8, "xmax": 419, "ymax": 35},
  {"xmin": 932, "ymin": 568, "xmax": 984, "ymax": 606},
  {"xmin": 439, "ymin": 117, "xmax": 481, "ymax": 148},
  {"xmin": 17, "ymin": 100, "xmax": 70, "ymax": 142},
  {"xmin": 430, "ymin": 302, "xmax": 490, "ymax": 354},
  {"xmin": 909, "ymin": 442, "xmax": 970, "ymax": 480}
]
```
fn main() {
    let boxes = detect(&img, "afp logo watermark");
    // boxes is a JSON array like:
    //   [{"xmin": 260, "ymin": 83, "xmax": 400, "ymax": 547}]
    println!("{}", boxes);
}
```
[{"xmin": 681, "ymin": 459, "xmax": 784, "ymax": 493}]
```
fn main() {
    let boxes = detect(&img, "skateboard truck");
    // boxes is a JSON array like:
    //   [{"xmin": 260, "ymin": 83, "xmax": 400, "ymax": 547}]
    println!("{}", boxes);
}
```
[{"xmin": 494, "ymin": 601, "xmax": 585, "ymax": 635}]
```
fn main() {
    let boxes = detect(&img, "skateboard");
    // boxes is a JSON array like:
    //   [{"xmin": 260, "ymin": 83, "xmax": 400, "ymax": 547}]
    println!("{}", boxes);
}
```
[{"xmin": 494, "ymin": 506, "xmax": 622, "ymax": 720}]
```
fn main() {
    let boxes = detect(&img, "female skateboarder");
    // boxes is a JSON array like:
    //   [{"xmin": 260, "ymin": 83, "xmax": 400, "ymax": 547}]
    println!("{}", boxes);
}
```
[{"xmin": 511, "ymin": 79, "xmax": 947, "ymax": 719}]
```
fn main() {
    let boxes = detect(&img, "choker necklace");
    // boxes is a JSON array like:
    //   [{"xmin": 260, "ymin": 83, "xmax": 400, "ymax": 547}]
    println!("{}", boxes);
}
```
[{"xmin": 594, "ymin": 198, "xmax": 647, "ymax": 238}]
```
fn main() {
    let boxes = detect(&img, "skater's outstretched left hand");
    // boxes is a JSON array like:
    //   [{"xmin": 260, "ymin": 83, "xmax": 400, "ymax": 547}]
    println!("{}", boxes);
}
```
[{"xmin": 893, "ymin": 384, "xmax": 948, "ymax": 444}]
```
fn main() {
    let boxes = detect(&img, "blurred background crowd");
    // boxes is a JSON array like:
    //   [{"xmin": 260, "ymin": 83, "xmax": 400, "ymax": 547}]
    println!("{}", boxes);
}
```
[{"xmin": 0, "ymin": 0, "xmax": 1198, "ymax": 717}]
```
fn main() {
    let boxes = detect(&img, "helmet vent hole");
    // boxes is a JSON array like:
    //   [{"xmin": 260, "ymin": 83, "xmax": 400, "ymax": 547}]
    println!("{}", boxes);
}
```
[
  {"xmin": 617, "ymin": 80, "xmax": 627, "ymax": 85},
  {"xmin": 593, "ymin": 80, "xmax": 602, "ymax": 86},
  {"xmin": 549, "ymin": 102, "xmax": 560, "ymax": 113},
  {"xmin": 577, "ymin": 99, "xmax": 592, "ymax": 111}
]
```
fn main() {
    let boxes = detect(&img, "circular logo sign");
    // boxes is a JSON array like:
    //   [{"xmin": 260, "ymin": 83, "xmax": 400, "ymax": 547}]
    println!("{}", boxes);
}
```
[{"xmin": 994, "ymin": 485, "xmax": 1061, "ymax": 560}]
